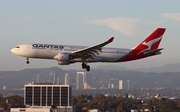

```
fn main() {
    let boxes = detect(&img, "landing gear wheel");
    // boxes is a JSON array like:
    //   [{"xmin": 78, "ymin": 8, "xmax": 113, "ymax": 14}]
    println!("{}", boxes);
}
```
[
  {"xmin": 82, "ymin": 63, "xmax": 87, "ymax": 69},
  {"xmin": 26, "ymin": 58, "xmax": 29, "ymax": 64},
  {"xmin": 86, "ymin": 65, "xmax": 90, "ymax": 71},
  {"xmin": 26, "ymin": 61, "xmax": 29, "ymax": 64}
]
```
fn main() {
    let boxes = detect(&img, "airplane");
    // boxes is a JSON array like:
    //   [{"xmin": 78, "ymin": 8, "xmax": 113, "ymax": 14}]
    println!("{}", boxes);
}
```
[{"xmin": 11, "ymin": 28, "xmax": 166, "ymax": 71}]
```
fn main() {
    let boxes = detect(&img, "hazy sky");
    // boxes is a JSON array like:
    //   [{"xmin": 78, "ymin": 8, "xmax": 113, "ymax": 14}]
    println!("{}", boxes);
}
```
[{"xmin": 1, "ymin": 1, "xmax": 180, "ymax": 71}]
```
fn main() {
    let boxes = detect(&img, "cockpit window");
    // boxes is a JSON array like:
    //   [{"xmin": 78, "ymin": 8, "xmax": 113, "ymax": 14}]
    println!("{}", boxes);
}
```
[{"xmin": 16, "ymin": 46, "xmax": 20, "ymax": 48}]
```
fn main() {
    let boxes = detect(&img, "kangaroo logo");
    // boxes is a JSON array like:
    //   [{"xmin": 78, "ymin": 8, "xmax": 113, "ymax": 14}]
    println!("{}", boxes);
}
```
[
  {"xmin": 138, "ymin": 36, "xmax": 162, "ymax": 55},
  {"xmin": 61, "ymin": 56, "xmax": 64, "ymax": 59}
]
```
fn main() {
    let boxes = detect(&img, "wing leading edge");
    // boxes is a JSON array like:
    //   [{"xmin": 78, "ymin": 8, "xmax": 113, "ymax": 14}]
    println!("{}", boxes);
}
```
[{"xmin": 72, "ymin": 37, "xmax": 114, "ymax": 57}]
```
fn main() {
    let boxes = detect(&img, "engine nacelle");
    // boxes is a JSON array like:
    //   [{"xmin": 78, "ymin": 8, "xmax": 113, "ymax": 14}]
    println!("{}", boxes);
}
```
[
  {"xmin": 54, "ymin": 53, "xmax": 69, "ymax": 61},
  {"xmin": 58, "ymin": 61, "xmax": 70, "ymax": 65}
]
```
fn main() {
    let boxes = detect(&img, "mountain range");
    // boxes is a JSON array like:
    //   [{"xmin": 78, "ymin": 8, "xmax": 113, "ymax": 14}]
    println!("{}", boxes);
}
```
[
  {"xmin": 0, "ymin": 63, "xmax": 180, "ymax": 90},
  {"xmin": 96, "ymin": 63, "xmax": 180, "ymax": 73}
]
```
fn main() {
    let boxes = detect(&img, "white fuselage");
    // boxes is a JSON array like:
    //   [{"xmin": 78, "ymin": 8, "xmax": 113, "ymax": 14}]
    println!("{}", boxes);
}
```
[
  {"xmin": 10, "ymin": 28, "xmax": 165, "ymax": 71},
  {"xmin": 11, "ymin": 44, "xmax": 132, "ymax": 63}
]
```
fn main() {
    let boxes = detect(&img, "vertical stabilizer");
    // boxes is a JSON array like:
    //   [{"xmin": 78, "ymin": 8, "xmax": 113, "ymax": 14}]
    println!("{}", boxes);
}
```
[
  {"xmin": 121, "ymin": 28, "xmax": 166, "ymax": 61},
  {"xmin": 134, "ymin": 28, "xmax": 166, "ymax": 54}
]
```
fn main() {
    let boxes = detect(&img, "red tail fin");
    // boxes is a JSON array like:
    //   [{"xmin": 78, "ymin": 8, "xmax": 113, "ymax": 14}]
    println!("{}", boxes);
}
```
[
  {"xmin": 121, "ymin": 28, "xmax": 166, "ymax": 62},
  {"xmin": 134, "ymin": 28, "xmax": 166, "ymax": 52}
]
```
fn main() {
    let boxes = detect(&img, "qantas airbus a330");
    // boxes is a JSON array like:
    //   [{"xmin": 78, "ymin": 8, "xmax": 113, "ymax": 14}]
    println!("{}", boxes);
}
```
[{"xmin": 11, "ymin": 28, "xmax": 166, "ymax": 71}]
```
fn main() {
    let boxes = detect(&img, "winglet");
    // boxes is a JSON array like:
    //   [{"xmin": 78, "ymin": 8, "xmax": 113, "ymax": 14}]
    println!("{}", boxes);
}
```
[{"xmin": 107, "ymin": 37, "xmax": 114, "ymax": 43}]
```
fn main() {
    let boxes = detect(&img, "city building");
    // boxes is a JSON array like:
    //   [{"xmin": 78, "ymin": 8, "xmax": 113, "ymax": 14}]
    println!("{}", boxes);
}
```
[
  {"xmin": 88, "ymin": 109, "xmax": 100, "ymax": 112},
  {"xmin": 84, "ymin": 82, "xmax": 92, "ymax": 89},
  {"xmin": 111, "ymin": 83, "xmax": 114, "ymax": 89},
  {"xmin": 49, "ymin": 72, "xmax": 56, "ymax": 83},
  {"xmin": 64, "ymin": 73, "xmax": 69, "ymax": 85},
  {"xmin": 11, "ymin": 83, "xmax": 74, "ymax": 112},
  {"xmin": 37, "ymin": 74, "xmax": 40, "ymax": 83},
  {"xmin": 11, "ymin": 108, "xmax": 51, "ymax": 112},
  {"xmin": 24, "ymin": 83, "xmax": 71, "ymax": 106},
  {"xmin": 119, "ymin": 80, "xmax": 123, "ymax": 89},
  {"xmin": 119, "ymin": 80, "xmax": 131, "ymax": 90},
  {"xmin": 76, "ymin": 73, "xmax": 83, "ymax": 90},
  {"xmin": 76, "ymin": 72, "xmax": 86, "ymax": 90},
  {"xmin": 3, "ymin": 86, "xmax": 6, "ymax": 90},
  {"xmin": 86, "ymin": 72, "xmax": 92, "ymax": 87},
  {"xmin": 77, "ymin": 72, "xmax": 86, "ymax": 84},
  {"xmin": 109, "ymin": 78, "xmax": 119, "ymax": 89}
]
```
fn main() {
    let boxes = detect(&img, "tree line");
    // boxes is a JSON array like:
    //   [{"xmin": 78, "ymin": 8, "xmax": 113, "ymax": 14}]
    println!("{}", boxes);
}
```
[
  {"xmin": 72, "ymin": 94, "xmax": 180, "ymax": 112},
  {"xmin": 1, "ymin": 94, "xmax": 180, "ymax": 112}
]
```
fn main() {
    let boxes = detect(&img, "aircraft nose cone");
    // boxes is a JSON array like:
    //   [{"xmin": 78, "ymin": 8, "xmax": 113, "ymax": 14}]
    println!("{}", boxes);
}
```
[{"xmin": 11, "ymin": 48, "xmax": 16, "ymax": 54}]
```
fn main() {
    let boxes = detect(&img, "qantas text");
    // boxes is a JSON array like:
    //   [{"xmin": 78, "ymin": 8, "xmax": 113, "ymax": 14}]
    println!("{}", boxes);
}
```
[{"xmin": 32, "ymin": 44, "xmax": 64, "ymax": 50}]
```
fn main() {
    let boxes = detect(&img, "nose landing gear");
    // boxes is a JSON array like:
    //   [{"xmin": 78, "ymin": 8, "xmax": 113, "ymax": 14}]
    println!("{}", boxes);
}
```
[{"xmin": 26, "ymin": 58, "xmax": 29, "ymax": 64}]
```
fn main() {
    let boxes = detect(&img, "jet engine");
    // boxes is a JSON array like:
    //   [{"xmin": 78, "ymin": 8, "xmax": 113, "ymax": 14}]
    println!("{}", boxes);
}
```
[
  {"xmin": 54, "ymin": 53, "xmax": 69, "ymax": 61},
  {"xmin": 58, "ymin": 61, "xmax": 70, "ymax": 65}
]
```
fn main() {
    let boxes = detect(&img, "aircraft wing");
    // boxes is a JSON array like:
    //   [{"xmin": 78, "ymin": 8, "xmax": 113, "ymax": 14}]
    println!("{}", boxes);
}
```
[{"xmin": 72, "ymin": 37, "xmax": 114, "ymax": 57}]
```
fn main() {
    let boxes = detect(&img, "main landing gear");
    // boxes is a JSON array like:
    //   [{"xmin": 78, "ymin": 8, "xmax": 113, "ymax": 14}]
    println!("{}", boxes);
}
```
[
  {"xmin": 26, "ymin": 58, "xmax": 29, "ymax": 64},
  {"xmin": 82, "ymin": 62, "xmax": 90, "ymax": 71}
]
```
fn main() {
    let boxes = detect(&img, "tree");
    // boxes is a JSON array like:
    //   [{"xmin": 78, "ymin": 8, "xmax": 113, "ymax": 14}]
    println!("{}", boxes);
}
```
[
  {"xmin": 118, "ymin": 101, "xmax": 126, "ymax": 112},
  {"xmin": 159, "ymin": 98, "xmax": 177, "ymax": 112}
]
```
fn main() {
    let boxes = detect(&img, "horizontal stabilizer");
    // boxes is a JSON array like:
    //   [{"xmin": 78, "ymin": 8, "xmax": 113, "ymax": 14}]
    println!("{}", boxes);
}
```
[{"xmin": 143, "ymin": 48, "xmax": 163, "ymax": 56}]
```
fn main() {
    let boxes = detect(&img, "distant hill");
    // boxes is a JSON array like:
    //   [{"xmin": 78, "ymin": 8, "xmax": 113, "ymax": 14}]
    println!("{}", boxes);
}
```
[
  {"xmin": 0, "ymin": 65, "xmax": 180, "ymax": 90},
  {"xmin": 95, "ymin": 65, "xmax": 128, "ymax": 71},
  {"xmin": 96, "ymin": 63, "xmax": 180, "ymax": 73},
  {"xmin": 0, "ymin": 67, "xmax": 67, "ymax": 88},
  {"xmin": 133, "ymin": 63, "xmax": 180, "ymax": 73}
]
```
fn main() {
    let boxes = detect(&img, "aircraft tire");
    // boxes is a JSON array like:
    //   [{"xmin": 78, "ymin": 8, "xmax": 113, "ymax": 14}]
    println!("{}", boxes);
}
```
[
  {"xmin": 86, "ymin": 65, "xmax": 90, "ymax": 71},
  {"xmin": 82, "ymin": 63, "xmax": 86, "ymax": 69},
  {"xmin": 26, "ymin": 61, "xmax": 29, "ymax": 64}
]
